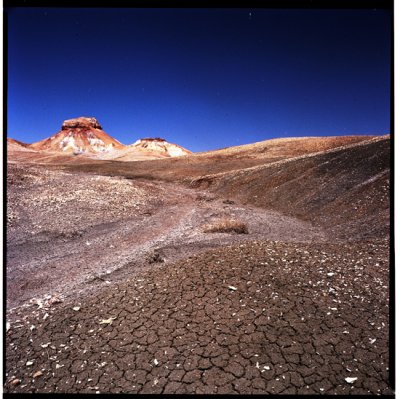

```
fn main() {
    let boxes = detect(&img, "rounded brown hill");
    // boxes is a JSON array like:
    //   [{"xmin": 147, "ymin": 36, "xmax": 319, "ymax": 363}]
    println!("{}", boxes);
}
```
[{"xmin": 29, "ymin": 117, "xmax": 125, "ymax": 154}]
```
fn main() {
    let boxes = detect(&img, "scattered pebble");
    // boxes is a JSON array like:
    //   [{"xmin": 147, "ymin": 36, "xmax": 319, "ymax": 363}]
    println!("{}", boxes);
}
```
[
  {"xmin": 32, "ymin": 371, "xmax": 43, "ymax": 378},
  {"xmin": 99, "ymin": 317, "xmax": 116, "ymax": 325},
  {"xmin": 345, "ymin": 377, "xmax": 358, "ymax": 384}
]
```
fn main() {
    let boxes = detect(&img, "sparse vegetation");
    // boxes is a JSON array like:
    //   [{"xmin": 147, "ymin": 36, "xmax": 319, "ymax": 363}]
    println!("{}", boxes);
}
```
[
  {"xmin": 148, "ymin": 251, "xmax": 164, "ymax": 264},
  {"xmin": 202, "ymin": 218, "xmax": 249, "ymax": 234}
]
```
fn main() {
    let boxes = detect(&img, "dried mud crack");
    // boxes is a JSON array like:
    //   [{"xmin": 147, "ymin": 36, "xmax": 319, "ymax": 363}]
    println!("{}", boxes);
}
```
[
  {"xmin": 5, "ymin": 164, "xmax": 392, "ymax": 394},
  {"xmin": 5, "ymin": 241, "xmax": 390, "ymax": 394}
]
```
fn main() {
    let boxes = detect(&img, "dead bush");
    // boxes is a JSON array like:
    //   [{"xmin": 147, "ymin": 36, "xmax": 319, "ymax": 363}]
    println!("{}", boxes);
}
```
[
  {"xmin": 202, "ymin": 218, "xmax": 249, "ymax": 234},
  {"xmin": 148, "ymin": 251, "xmax": 164, "ymax": 264}
]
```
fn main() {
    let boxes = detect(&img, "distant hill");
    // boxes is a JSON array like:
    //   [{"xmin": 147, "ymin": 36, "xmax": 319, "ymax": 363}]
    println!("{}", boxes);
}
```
[
  {"xmin": 29, "ymin": 117, "xmax": 125, "ymax": 154},
  {"xmin": 7, "ymin": 116, "xmax": 192, "ymax": 162}
]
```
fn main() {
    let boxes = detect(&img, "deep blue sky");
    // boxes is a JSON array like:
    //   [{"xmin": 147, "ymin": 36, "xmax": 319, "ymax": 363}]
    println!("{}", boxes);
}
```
[{"xmin": 7, "ymin": 8, "xmax": 392, "ymax": 152}]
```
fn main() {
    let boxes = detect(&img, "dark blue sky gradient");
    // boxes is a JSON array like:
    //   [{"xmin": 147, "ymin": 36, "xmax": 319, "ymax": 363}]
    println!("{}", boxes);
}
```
[{"xmin": 7, "ymin": 8, "xmax": 391, "ymax": 152}]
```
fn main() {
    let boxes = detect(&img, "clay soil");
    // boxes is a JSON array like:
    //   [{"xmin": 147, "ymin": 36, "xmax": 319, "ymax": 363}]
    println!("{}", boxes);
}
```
[{"xmin": 4, "ymin": 136, "xmax": 392, "ymax": 394}]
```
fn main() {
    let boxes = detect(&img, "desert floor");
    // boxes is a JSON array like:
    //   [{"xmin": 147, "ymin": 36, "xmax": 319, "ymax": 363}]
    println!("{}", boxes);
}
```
[{"xmin": 5, "ymin": 162, "xmax": 392, "ymax": 394}]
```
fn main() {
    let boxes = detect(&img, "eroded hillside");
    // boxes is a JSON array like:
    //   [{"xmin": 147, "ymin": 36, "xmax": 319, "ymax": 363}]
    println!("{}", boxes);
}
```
[{"xmin": 189, "ymin": 136, "xmax": 390, "ymax": 241}]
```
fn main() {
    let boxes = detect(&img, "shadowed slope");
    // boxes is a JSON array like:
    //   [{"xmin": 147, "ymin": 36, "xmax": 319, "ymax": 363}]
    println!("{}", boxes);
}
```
[{"xmin": 189, "ymin": 136, "xmax": 390, "ymax": 240}]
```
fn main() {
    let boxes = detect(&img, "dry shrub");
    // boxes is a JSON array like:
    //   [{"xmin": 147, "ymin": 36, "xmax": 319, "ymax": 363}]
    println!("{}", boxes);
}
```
[{"xmin": 202, "ymin": 218, "xmax": 249, "ymax": 234}]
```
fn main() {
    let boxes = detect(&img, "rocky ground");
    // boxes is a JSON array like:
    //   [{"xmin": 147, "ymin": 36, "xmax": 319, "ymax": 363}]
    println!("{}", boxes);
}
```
[
  {"xmin": 6, "ymin": 163, "xmax": 326, "ymax": 310},
  {"xmin": 5, "ymin": 162, "xmax": 392, "ymax": 394}
]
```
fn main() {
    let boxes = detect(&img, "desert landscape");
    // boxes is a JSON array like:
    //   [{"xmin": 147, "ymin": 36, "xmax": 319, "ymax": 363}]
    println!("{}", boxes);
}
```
[{"xmin": 4, "ymin": 117, "xmax": 392, "ymax": 394}]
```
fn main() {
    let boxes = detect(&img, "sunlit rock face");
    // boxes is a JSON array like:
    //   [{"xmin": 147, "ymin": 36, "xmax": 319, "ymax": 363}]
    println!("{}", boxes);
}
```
[
  {"xmin": 30, "ymin": 117, "xmax": 125, "ymax": 154},
  {"xmin": 132, "ymin": 138, "xmax": 192, "ymax": 157},
  {"xmin": 19, "ymin": 117, "xmax": 192, "ymax": 160},
  {"xmin": 61, "ymin": 117, "xmax": 103, "ymax": 130}
]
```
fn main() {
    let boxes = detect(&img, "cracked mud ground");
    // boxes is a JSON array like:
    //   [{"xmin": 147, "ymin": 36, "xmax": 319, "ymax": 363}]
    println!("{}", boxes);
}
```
[{"xmin": 5, "ymin": 164, "xmax": 392, "ymax": 394}]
